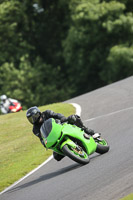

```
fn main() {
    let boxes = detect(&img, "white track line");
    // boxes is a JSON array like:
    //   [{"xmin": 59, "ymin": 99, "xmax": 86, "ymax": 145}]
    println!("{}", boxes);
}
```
[
  {"xmin": 85, "ymin": 106, "xmax": 133, "ymax": 122},
  {"xmin": 70, "ymin": 103, "xmax": 81, "ymax": 116},
  {"xmin": 0, "ymin": 156, "xmax": 53, "ymax": 195},
  {"xmin": 0, "ymin": 103, "xmax": 81, "ymax": 195}
]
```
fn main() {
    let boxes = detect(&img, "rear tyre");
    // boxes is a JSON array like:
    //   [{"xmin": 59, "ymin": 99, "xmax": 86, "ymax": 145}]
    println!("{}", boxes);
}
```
[
  {"xmin": 62, "ymin": 144, "xmax": 90, "ymax": 165},
  {"xmin": 95, "ymin": 139, "xmax": 110, "ymax": 154}
]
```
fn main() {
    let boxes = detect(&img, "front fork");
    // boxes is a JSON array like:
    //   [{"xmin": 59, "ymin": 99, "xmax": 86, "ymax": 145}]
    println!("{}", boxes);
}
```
[
  {"xmin": 60, "ymin": 136, "xmax": 77, "ymax": 150},
  {"xmin": 60, "ymin": 135, "xmax": 97, "ymax": 155}
]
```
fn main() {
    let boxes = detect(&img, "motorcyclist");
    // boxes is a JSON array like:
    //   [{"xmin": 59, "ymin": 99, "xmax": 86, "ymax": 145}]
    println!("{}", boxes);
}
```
[
  {"xmin": 26, "ymin": 106, "xmax": 100, "ymax": 161},
  {"xmin": 0, "ymin": 95, "xmax": 19, "ymax": 114}
]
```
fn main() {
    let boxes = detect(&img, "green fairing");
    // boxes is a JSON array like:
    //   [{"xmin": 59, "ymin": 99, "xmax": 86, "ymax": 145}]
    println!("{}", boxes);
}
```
[
  {"xmin": 41, "ymin": 118, "xmax": 97, "ymax": 155},
  {"xmin": 61, "ymin": 123, "xmax": 97, "ymax": 155},
  {"xmin": 44, "ymin": 118, "xmax": 62, "ymax": 148}
]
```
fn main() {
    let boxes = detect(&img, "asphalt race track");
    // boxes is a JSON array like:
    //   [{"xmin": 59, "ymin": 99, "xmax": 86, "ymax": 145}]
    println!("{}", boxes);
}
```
[{"xmin": 1, "ymin": 77, "xmax": 133, "ymax": 200}]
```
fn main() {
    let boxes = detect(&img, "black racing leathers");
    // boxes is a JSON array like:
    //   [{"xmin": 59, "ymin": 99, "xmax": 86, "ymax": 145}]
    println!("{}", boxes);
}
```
[
  {"xmin": 33, "ymin": 110, "xmax": 67, "ymax": 146},
  {"xmin": 32, "ymin": 110, "xmax": 67, "ymax": 161}
]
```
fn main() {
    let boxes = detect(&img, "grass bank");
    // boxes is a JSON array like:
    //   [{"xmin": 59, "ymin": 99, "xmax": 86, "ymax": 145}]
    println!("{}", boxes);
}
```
[
  {"xmin": 0, "ymin": 103, "xmax": 75, "ymax": 192},
  {"xmin": 120, "ymin": 194, "xmax": 133, "ymax": 200}
]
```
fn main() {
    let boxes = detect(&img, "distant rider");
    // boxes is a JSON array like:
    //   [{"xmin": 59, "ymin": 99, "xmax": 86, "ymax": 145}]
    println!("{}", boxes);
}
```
[
  {"xmin": 26, "ymin": 106, "xmax": 100, "ymax": 161},
  {"xmin": 0, "ymin": 95, "xmax": 19, "ymax": 114}
]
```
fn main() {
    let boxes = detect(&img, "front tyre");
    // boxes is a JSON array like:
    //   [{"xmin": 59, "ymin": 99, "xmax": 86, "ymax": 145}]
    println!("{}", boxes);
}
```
[
  {"xmin": 95, "ymin": 138, "xmax": 110, "ymax": 154},
  {"xmin": 62, "ymin": 144, "xmax": 90, "ymax": 165}
]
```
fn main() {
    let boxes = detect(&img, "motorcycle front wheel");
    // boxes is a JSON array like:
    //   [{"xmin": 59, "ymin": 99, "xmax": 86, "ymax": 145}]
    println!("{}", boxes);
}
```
[{"xmin": 62, "ymin": 144, "xmax": 90, "ymax": 165}]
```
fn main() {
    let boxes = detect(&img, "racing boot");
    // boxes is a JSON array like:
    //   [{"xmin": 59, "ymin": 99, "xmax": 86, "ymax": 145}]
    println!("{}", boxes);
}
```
[
  {"xmin": 82, "ymin": 126, "xmax": 101, "ymax": 139},
  {"xmin": 92, "ymin": 132, "xmax": 101, "ymax": 139},
  {"xmin": 53, "ymin": 151, "xmax": 65, "ymax": 161}
]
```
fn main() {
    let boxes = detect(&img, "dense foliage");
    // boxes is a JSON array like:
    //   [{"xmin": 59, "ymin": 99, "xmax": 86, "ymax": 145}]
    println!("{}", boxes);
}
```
[{"xmin": 0, "ymin": 0, "xmax": 133, "ymax": 108}]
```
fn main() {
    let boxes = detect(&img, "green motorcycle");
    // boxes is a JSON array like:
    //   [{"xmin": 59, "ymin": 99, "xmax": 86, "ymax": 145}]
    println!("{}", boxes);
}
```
[{"xmin": 40, "ymin": 118, "xmax": 109, "ymax": 165}]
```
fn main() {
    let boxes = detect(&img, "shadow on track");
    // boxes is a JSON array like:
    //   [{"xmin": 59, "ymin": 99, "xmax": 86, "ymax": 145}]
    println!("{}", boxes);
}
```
[
  {"xmin": 6, "ymin": 163, "xmax": 82, "ymax": 193},
  {"xmin": 4, "ymin": 153, "xmax": 100, "ymax": 194}
]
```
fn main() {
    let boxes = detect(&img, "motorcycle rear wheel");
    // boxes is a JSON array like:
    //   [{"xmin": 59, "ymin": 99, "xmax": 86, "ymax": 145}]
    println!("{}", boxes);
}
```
[
  {"xmin": 62, "ymin": 144, "xmax": 90, "ymax": 165},
  {"xmin": 95, "ymin": 139, "xmax": 110, "ymax": 154}
]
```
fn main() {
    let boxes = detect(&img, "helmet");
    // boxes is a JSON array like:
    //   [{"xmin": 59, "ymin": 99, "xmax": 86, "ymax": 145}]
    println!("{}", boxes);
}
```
[
  {"xmin": 26, "ymin": 106, "xmax": 41, "ymax": 124},
  {"xmin": 1, "ymin": 95, "xmax": 7, "ymax": 101}
]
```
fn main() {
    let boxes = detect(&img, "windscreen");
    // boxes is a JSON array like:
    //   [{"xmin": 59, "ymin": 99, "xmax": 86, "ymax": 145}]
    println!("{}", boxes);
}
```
[{"xmin": 40, "ymin": 118, "xmax": 52, "ymax": 138}]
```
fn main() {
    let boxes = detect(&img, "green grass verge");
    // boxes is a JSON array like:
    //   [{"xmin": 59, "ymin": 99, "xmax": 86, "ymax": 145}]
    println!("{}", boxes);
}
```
[
  {"xmin": 0, "ymin": 103, "xmax": 75, "ymax": 192},
  {"xmin": 120, "ymin": 194, "xmax": 133, "ymax": 200}
]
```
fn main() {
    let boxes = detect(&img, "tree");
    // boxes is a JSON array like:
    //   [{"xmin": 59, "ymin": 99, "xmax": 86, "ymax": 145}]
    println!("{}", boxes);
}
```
[
  {"xmin": 0, "ymin": 0, "xmax": 34, "ymax": 66},
  {"xmin": 0, "ymin": 0, "xmax": 133, "ymax": 109},
  {"xmin": 63, "ymin": 0, "xmax": 133, "ymax": 95},
  {"xmin": 100, "ymin": 45, "xmax": 133, "ymax": 83},
  {"xmin": 0, "ymin": 55, "xmax": 71, "ymax": 109}
]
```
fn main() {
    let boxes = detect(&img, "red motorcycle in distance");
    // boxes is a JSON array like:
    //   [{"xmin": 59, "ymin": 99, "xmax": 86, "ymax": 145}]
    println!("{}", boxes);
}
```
[{"xmin": 8, "ymin": 102, "xmax": 22, "ymax": 113}]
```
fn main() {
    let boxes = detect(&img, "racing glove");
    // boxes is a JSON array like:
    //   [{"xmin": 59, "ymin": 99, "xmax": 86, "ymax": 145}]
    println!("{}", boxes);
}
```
[{"xmin": 67, "ymin": 115, "xmax": 77, "ymax": 124}]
